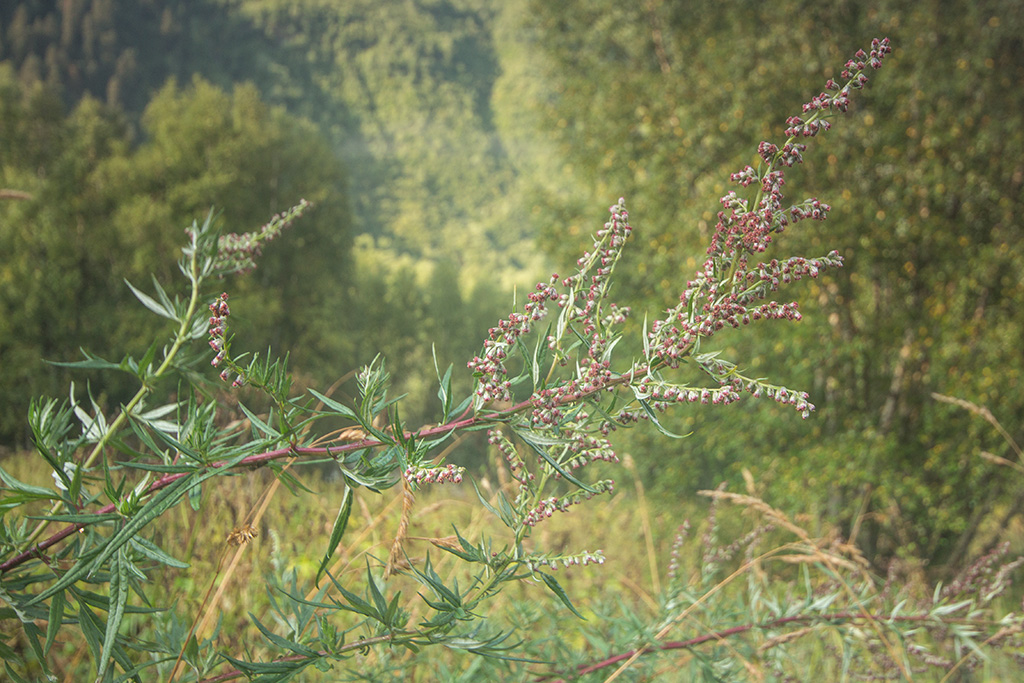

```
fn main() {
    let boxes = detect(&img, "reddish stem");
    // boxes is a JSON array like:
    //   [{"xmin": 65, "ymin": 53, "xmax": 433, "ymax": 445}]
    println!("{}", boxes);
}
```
[
  {"xmin": 536, "ymin": 610, "xmax": 946, "ymax": 682},
  {"xmin": 1, "ymin": 369, "xmax": 643, "ymax": 574}
]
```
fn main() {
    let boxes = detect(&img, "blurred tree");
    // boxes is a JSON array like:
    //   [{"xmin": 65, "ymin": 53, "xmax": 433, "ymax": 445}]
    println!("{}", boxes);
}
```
[{"xmin": 0, "ymin": 69, "xmax": 352, "ymax": 445}]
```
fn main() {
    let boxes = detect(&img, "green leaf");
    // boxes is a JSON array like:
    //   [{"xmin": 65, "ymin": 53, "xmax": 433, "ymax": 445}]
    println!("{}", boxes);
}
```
[
  {"xmin": 538, "ymin": 571, "xmax": 584, "ymax": 620},
  {"xmin": 149, "ymin": 275, "xmax": 178, "ymax": 320},
  {"xmin": 188, "ymin": 481, "xmax": 202, "ymax": 511},
  {"xmin": 249, "ymin": 613, "xmax": 320, "ymax": 657},
  {"xmin": 637, "ymin": 399, "xmax": 688, "ymax": 439},
  {"xmin": 365, "ymin": 559, "xmax": 390, "ymax": 620},
  {"xmin": 97, "ymin": 548, "xmax": 131, "ymax": 682},
  {"xmin": 129, "ymin": 535, "xmax": 189, "ymax": 569},
  {"xmin": 78, "ymin": 597, "xmax": 104, "ymax": 661},
  {"xmin": 325, "ymin": 571, "xmax": 378, "ymax": 620},
  {"xmin": 29, "ymin": 513, "xmax": 121, "ymax": 525},
  {"xmin": 4, "ymin": 663, "xmax": 31, "ymax": 683},
  {"xmin": 119, "ymin": 462, "xmax": 193, "ymax": 474},
  {"xmin": 307, "ymin": 388, "xmax": 358, "ymax": 421},
  {"xmin": 219, "ymin": 652, "xmax": 311, "ymax": 680},
  {"xmin": 517, "ymin": 431, "xmax": 597, "ymax": 493},
  {"xmin": 125, "ymin": 415, "xmax": 171, "ymax": 462},
  {"xmin": 125, "ymin": 279, "xmax": 178, "ymax": 321},
  {"xmin": 237, "ymin": 402, "xmax": 281, "ymax": 439},
  {"xmin": 315, "ymin": 485, "xmax": 352, "ymax": 586},
  {"xmin": 44, "ymin": 589, "xmax": 65, "ymax": 655},
  {"xmin": 433, "ymin": 350, "xmax": 454, "ymax": 421},
  {"xmin": 137, "ymin": 339, "xmax": 161, "ymax": 378},
  {"xmin": 0, "ymin": 466, "xmax": 59, "ymax": 500},
  {"xmin": 144, "ymin": 421, "xmax": 204, "ymax": 463},
  {"xmin": 472, "ymin": 480, "xmax": 514, "ymax": 529},
  {"xmin": 48, "ymin": 349, "xmax": 123, "ymax": 371}
]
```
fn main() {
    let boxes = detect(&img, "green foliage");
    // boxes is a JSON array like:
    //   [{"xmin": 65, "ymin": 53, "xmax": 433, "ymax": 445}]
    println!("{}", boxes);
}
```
[
  {"xmin": 1, "ymin": 0, "xmax": 531, "ymax": 443},
  {"xmin": 0, "ymin": 64, "xmax": 351, "ymax": 445}
]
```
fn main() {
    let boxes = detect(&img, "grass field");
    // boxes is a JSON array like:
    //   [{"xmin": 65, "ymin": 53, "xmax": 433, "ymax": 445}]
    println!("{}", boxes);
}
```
[{"xmin": 4, "ymin": 445, "xmax": 1023, "ymax": 681}]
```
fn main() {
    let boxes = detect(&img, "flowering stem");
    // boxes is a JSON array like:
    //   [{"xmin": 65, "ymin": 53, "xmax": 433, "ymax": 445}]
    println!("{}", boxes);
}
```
[{"xmin": 1, "ymin": 366, "xmax": 645, "ymax": 574}]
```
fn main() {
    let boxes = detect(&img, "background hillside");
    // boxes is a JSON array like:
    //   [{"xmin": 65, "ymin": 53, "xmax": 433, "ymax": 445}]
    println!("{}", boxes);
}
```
[{"xmin": 2, "ymin": 0, "xmax": 1022, "ymax": 574}]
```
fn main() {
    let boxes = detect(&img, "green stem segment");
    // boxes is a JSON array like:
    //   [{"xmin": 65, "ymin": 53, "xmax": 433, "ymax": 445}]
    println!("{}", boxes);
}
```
[{"xmin": 21, "ymin": 239, "xmax": 206, "ymax": 550}]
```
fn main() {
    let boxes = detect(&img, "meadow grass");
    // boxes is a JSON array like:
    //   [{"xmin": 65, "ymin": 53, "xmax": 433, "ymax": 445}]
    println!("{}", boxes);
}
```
[{"xmin": 5, "ymin": 446, "xmax": 1021, "ymax": 681}]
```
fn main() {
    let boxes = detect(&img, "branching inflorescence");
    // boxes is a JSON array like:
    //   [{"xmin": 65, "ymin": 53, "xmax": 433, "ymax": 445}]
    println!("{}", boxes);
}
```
[{"xmin": 13, "ymin": 38, "xmax": 1008, "ymax": 683}]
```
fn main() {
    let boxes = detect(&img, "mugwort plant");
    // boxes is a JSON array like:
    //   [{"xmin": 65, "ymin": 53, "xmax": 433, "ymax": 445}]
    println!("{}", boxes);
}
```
[{"xmin": 4, "ymin": 36, "xmax": 1017, "ymax": 682}]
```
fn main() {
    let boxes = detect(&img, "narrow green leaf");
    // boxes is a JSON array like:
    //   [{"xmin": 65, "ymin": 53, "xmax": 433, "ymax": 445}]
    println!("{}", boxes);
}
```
[
  {"xmin": 249, "ymin": 613, "xmax": 320, "ymax": 657},
  {"xmin": 365, "ymin": 559, "xmax": 390, "ymax": 619},
  {"xmin": 126, "ymin": 415, "xmax": 171, "ymax": 462},
  {"xmin": 315, "ymin": 485, "xmax": 352, "ymax": 586},
  {"xmin": 125, "ymin": 279, "xmax": 178, "ymax": 321},
  {"xmin": 188, "ymin": 481, "xmax": 202, "ymax": 511},
  {"xmin": 48, "ymin": 349, "xmax": 122, "ymax": 371},
  {"xmin": 307, "ymin": 388, "xmax": 358, "ymax": 421},
  {"xmin": 129, "ymin": 536, "xmax": 189, "ymax": 569},
  {"xmin": 237, "ymin": 402, "xmax": 281, "ymax": 439},
  {"xmin": 324, "ymin": 572, "xmax": 378, "ymax": 619},
  {"xmin": 220, "ymin": 652, "xmax": 309, "ymax": 677},
  {"xmin": 44, "ymin": 588, "xmax": 65, "ymax": 655},
  {"xmin": 538, "ymin": 571, "xmax": 584, "ymax": 620},
  {"xmin": 97, "ymin": 548, "xmax": 131, "ymax": 682},
  {"xmin": 518, "ymin": 433, "xmax": 597, "ymax": 493},
  {"xmin": 78, "ymin": 598, "xmax": 103, "ymax": 660},
  {"xmin": 471, "ymin": 480, "xmax": 513, "ymax": 529},
  {"xmin": 28, "ymin": 512, "xmax": 121, "ymax": 525},
  {"xmin": 0, "ymin": 466, "xmax": 59, "ymax": 499},
  {"xmin": 637, "ymin": 399, "xmax": 688, "ymax": 439},
  {"xmin": 150, "ymin": 275, "xmax": 177, "ymax": 318},
  {"xmin": 137, "ymin": 339, "xmax": 161, "ymax": 378},
  {"xmin": 4, "ymin": 662, "xmax": 31, "ymax": 683},
  {"xmin": 384, "ymin": 593, "xmax": 402, "ymax": 628},
  {"xmin": 119, "ymin": 462, "xmax": 193, "ymax": 474},
  {"xmin": 144, "ymin": 421, "xmax": 204, "ymax": 462}
]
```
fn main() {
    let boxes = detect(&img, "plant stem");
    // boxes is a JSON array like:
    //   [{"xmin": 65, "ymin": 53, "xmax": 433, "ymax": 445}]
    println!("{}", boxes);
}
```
[{"xmin": 18, "ymin": 247, "xmax": 205, "ymax": 552}]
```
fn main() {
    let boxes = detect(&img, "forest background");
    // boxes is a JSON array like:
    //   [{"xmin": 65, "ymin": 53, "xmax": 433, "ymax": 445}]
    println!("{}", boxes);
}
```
[{"xmin": 0, "ymin": 0, "xmax": 1022, "ymax": 587}]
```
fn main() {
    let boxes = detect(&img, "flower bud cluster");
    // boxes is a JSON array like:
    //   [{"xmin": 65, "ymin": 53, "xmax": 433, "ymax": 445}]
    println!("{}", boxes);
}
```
[
  {"xmin": 403, "ymin": 463, "xmax": 465, "ymax": 486},
  {"xmin": 606, "ymin": 409, "xmax": 645, "ymax": 434},
  {"xmin": 646, "ymin": 39, "xmax": 892, "ymax": 383},
  {"xmin": 735, "ymin": 252, "xmax": 844, "ymax": 305},
  {"xmin": 212, "ymin": 198, "xmax": 312, "ymax": 275},
  {"xmin": 665, "ymin": 385, "xmax": 742, "ymax": 411},
  {"xmin": 784, "ymin": 115, "xmax": 832, "ymax": 138},
  {"xmin": 694, "ymin": 353, "xmax": 815, "ymax": 417},
  {"xmin": 563, "ymin": 427, "xmax": 618, "ymax": 471},
  {"xmin": 488, "ymin": 428, "xmax": 534, "ymax": 485},
  {"xmin": 523, "ymin": 479, "xmax": 614, "ymax": 527},
  {"xmin": 667, "ymin": 521, "xmax": 691, "ymax": 582},
  {"xmin": 786, "ymin": 39, "xmax": 891, "ymax": 136},
  {"xmin": 526, "ymin": 549, "xmax": 605, "ymax": 573},
  {"xmin": 841, "ymin": 38, "xmax": 893, "ymax": 81},
  {"xmin": 208, "ymin": 293, "xmax": 245, "ymax": 386},
  {"xmin": 208, "ymin": 292, "xmax": 230, "ymax": 363},
  {"xmin": 940, "ymin": 541, "xmax": 1022, "ymax": 603},
  {"xmin": 747, "ymin": 383, "xmax": 814, "ymax": 418},
  {"xmin": 560, "ymin": 198, "xmax": 633, "ymax": 336},
  {"xmin": 788, "ymin": 198, "xmax": 831, "ymax": 223},
  {"xmin": 468, "ymin": 277, "xmax": 561, "ymax": 403}
]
